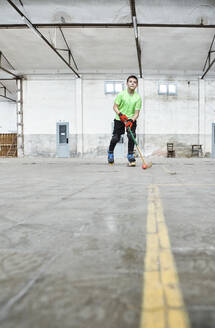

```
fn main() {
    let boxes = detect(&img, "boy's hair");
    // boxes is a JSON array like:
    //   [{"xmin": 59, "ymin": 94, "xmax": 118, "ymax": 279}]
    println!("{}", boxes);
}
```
[{"xmin": 127, "ymin": 75, "xmax": 138, "ymax": 83}]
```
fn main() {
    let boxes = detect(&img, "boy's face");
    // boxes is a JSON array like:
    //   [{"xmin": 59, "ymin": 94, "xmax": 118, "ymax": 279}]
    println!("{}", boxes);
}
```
[{"xmin": 127, "ymin": 78, "xmax": 138, "ymax": 91}]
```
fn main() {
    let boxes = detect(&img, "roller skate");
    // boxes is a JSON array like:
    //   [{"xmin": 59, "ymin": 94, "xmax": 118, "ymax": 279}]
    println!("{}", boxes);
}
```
[
  {"xmin": 127, "ymin": 153, "xmax": 136, "ymax": 167},
  {"xmin": 108, "ymin": 151, "xmax": 114, "ymax": 165}
]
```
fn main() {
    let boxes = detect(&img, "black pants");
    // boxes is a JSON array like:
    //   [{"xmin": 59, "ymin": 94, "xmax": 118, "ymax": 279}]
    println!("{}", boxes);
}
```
[{"xmin": 109, "ymin": 119, "xmax": 137, "ymax": 153}]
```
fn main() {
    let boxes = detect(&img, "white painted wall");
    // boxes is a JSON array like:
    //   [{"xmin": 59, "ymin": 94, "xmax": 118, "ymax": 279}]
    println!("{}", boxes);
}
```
[
  {"xmin": 81, "ymin": 79, "xmax": 121, "ymax": 155},
  {"xmin": 24, "ymin": 79, "xmax": 76, "ymax": 134},
  {"xmin": 18, "ymin": 76, "xmax": 215, "ymax": 157},
  {"xmin": 83, "ymin": 79, "xmax": 115, "ymax": 134},
  {"xmin": 23, "ymin": 79, "xmax": 77, "ymax": 156},
  {"xmin": 144, "ymin": 79, "xmax": 198, "ymax": 135},
  {"xmin": 82, "ymin": 78, "xmax": 144, "ymax": 134},
  {"xmin": 0, "ymin": 101, "xmax": 16, "ymax": 133},
  {"xmin": 143, "ymin": 78, "xmax": 215, "ymax": 155}
]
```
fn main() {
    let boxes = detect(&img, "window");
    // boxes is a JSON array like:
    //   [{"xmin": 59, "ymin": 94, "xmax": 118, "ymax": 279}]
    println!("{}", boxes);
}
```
[
  {"xmin": 158, "ymin": 82, "xmax": 177, "ymax": 96},
  {"xmin": 158, "ymin": 83, "xmax": 168, "ymax": 95},
  {"xmin": 168, "ymin": 83, "xmax": 176, "ymax": 95},
  {"xmin": 105, "ymin": 81, "xmax": 124, "ymax": 94}
]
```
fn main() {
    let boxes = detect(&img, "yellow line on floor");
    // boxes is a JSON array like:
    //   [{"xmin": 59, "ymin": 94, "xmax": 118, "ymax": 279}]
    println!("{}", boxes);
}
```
[
  {"xmin": 157, "ymin": 184, "xmax": 215, "ymax": 187},
  {"xmin": 139, "ymin": 184, "xmax": 190, "ymax": 328}
]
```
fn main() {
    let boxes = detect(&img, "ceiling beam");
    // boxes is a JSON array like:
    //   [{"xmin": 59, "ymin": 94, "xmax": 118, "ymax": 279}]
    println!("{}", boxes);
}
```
[
  {"xmin": 0, "ymin": 95, "xmax": 16, "ymax": 102},
  {"xmin": 0, "ymin": 51, "xmax": 15, "ymax": 70},
  {"xmin": 59, "ymin": 27, "xmax": 78, "ymax": 70},
  {"xmin": 129, "ymin": 0, "xmax": 142, "ymax": 78},
  {"xmin": 6, "ymin": 0, "xmax": 80, "ymax": 78},
  {"xmin": 201, "ymin": 57, "xmax": 215, "ymax": 79},
  {"xmin": 0, "ymin": 82, "xmax": 16, "ymax": 102},
  {"xmin": 0, "ymin": 66, "xmax": 18, "ymax": 78},
  {"xmin": 1, "ymin": 23, "xmax": 215, "ymax": 29},
  {"xmin": 201, "ymin": 33, "xmax": 215, "ymax": 79},
  {"xmin": 0, "ymin": 81, "xmax": 13, "ymax": 95},
  {"xmin": 0, "ymin": 51, "xmax": 18, "ymax": 78}
]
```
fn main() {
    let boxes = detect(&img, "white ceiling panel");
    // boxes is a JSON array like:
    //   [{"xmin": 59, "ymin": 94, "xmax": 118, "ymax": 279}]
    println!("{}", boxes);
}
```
[
  {"xmin": 0, "ymin": 26, "xmax": 215, "ymax": 76},
  {"xmin": 0, "ymin": 28, "xmax": 138, "ymax": 74},
  {"xmin": 0, "ymin": 29, "xmax": 69, "ymax": 71},
  {"xmin": 58, "ymin": 28, "xmax": 137, "ymax": 71},
  {"xmin": 1, "ymin": 0, "xmax": 215, "ymax": 25},
  {"xmin": 0, "ymin": 0, "xmax": 215, "ymax": 77},
  {"xmin": 140, "ymin": 27, "xmax": 215, "ymax": 75},
  {"xmin": 136, "ymin": 0, "xmax": 215, "ymax": 25},
  {"xmin": 0, "ymin": 0, "xmax": 131, "ymax": 24}
]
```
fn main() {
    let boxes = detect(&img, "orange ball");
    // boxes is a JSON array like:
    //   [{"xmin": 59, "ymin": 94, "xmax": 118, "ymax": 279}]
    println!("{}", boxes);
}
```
[{"xmin": 142, "ymin": 164, "xmax": 147, "ymax": 169}]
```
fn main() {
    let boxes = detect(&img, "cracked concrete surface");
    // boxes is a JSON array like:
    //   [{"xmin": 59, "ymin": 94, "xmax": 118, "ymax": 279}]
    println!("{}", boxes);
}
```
[{"xmin": 0, "ymin": 157, "xmax": 214, "ymax": 328}]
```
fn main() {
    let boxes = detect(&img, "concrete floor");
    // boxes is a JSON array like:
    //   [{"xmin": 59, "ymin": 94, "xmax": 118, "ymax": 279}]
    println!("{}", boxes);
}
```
[{"xmin": 0, "ymin": 156, "xmax": 214, "ymax": 328}]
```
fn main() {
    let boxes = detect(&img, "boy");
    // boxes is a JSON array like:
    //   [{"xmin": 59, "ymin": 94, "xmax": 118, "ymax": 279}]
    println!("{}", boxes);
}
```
[{"xmin": 108, "ymin": 75, "xmax": 142, "ymax": 166}]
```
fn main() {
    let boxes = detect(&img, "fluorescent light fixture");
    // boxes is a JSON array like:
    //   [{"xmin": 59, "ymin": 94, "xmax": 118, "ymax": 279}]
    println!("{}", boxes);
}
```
[
  {"xmin": 22, "ymin": 16, "xmax": 41, "ymax": 39},
  {"xmin": 133, "ymin": 16, "xmax": 138, "ymax": 38}
]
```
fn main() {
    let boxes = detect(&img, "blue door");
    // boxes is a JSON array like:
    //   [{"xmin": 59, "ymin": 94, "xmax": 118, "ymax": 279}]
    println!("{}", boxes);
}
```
[
  {"xmin": 56, "ymin": 122, "xmax": 70, "ymax": 158},
  {"xmin": 212, "ymin": 123, "xmax": 215, "ymax": 158}
]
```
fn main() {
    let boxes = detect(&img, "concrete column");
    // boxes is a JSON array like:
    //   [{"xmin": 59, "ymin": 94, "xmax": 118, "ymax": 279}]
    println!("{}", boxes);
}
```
[
  {"xmin": 75, "ymin": 78, "xmax": 83, "ymax": 155},
  {"xmin": 17, "ymin": 78, "xmax": 24, "ymax": 157},
  {"xmin": 198, "ymin": 78, "xmax": 205, "ymax": 154}
]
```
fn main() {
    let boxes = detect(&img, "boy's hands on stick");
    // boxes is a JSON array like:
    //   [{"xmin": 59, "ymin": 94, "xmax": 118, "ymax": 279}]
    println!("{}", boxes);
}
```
[
  {"xmin": 119, "ymin": 112, "xmax": 128, "ymax": 124},
  {"xmin": 125, "ymin": 119, "xmax": 133, "ymax": 129},
  {"xmin": 118, "ymin": 111, "xmax": 134, "ymax": 129}
]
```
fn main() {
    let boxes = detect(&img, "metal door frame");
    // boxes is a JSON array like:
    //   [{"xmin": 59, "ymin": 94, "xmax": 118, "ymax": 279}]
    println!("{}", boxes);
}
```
[{"xmin": 56, "ymin": 122, "xmax": 70, "ymax": 158}]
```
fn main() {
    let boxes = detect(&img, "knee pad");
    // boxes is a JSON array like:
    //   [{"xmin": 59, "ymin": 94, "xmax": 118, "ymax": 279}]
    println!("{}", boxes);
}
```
[{"xmin": 111, "ymin": 134, "xmax": 120, "ymax": 143}]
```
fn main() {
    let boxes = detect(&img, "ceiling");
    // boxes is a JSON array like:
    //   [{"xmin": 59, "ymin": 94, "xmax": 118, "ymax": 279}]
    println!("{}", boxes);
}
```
[
  {"xmin": 1, "ymin": 0, "xmax": 215, "ymax": 25},
  {"xmin": 0, "ymin": 0, "xmax": 215, "ymax": 81}
]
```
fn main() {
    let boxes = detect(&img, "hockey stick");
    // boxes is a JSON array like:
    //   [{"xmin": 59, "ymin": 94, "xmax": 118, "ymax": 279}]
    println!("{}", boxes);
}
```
[{"xmin": 127, "ymin": 125, "xmax": 152, "ymax": 169}]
